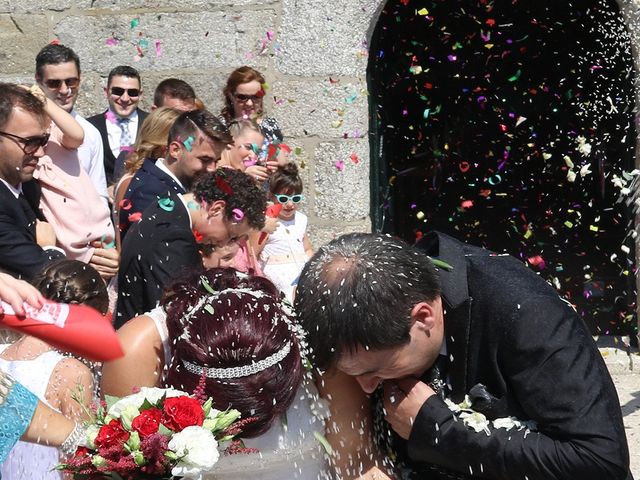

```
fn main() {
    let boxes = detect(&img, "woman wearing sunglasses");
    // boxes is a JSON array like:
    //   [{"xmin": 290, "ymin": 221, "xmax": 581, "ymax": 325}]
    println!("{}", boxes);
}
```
[
  {"xmin": 220, "ymin": 66, "xmax": 283, "ymax": 143},
  {"xmin": 255, "ymin": 163, "xmax": 313, "ymax": 302}
]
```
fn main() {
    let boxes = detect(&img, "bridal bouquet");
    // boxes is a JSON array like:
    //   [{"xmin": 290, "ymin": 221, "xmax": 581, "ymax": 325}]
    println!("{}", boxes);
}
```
[{"xmin": 58, "ymin": 387, "xmax": 242, "ymax": 479}]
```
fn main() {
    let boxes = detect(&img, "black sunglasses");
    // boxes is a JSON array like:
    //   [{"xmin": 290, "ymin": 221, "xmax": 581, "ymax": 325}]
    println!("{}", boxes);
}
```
[
  {"xmin": 234, "ymin": 93, "xmax": 262, "ymax": 102},
  {"xmin": 0, "ymin": 131, "xmax": 50, "ymax": 155},
  {"xmin": 110, "ymin": 87, "xmax": 140, "ymax": 98},
  {"xmin": 43, "ymin": 77, "xmax": 80, "ymax": 89}
]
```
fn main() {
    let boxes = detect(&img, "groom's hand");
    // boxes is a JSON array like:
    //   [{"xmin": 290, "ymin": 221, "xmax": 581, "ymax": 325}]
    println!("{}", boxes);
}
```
[{"xmin": 383, "ymin": 378, "xmax": 435, "ymax": 439}]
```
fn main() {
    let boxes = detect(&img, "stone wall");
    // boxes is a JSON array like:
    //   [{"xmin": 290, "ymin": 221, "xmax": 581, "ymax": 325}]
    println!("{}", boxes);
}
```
[{"xmin": 0, "ymin": 0, "xmax": 381, "ymax": 247}]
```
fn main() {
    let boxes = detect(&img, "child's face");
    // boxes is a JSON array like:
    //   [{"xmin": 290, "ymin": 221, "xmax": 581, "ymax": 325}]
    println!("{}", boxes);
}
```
[
  {"xmin": 273, "ymin": 189, "xmax": 303, "ymax": 221},
  {"xmin": 232, "ymin": 130, "xmax": 264, "ymax": 169}
]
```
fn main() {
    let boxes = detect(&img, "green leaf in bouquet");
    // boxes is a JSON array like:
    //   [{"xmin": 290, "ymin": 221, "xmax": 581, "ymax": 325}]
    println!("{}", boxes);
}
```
[
  {"xmin": 214, "ymin": 409, "xmax": 242, "ymax": 432},
  {"xmin": 132, "ymin": 450, "xmax": 146, "ymax": 466},
  {"xmin": 139, "ymin": 397, "xmax": 156, "ymax": 411},
  {"xmin": 158, "ymin": 423, "xmax": 173, "ymax": 437},
  {"xmin": 104, "ymin": 394, "xmax": 120, "ymax": 411},
  {"xmin": 202, "ymin": 397, "xmax": 213, "ymax": 417},
  {"xmin": 125, "ymin": 431, "xmax": 141, "ymax": 452},
  {"xmin": 217, "ymin": 434, "xmax": 236, "ymax": 443},
  {"xmin": 91, "ymin": 454, "xmax": 108, "ymax": 467},
  {"xmin": 165, "ymin": 450, "xmax": 178, "ymax": 461}
]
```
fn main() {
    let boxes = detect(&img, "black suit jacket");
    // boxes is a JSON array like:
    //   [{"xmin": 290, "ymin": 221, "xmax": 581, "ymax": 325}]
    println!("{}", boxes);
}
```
[
  {"xmin": 402, "ymin": 232, "xmax": 631, "ymax": 479},
  {"xmin": 87, "ymin": 108, "xmax": 148, "ymax": 185},
  {"xmin": 116, "ymin": 196, "xmax": 200, "ymax": 328},
  {"xmin": 0, "ymin": 180, "xmax": 64, "ymax": 280},
  {"xmin": 119, "ymin": 158, "xmax": 186, "ymax": 241}
]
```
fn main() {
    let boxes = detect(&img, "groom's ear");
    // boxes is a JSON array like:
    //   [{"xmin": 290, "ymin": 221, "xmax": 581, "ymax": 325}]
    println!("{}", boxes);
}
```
[
  {"xmin": 411, "ymin": 299, "xmax": 439, "ymax": 333},
  {"xmin": 206, "ymin": 200, "xmax": 226, "ymax": 218}
]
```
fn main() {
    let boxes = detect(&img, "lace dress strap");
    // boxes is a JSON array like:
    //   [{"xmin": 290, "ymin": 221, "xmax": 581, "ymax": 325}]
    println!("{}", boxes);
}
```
[
  {"xmin": 146, "ymin": 306, "xmax": 171, "ymax": 366},
  {"xmin": 0, "ymin": 369, "xmax": 38, "ymax": 462}
]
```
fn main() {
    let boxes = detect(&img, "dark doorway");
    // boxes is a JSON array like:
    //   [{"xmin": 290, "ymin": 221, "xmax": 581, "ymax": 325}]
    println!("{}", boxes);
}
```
[{"xmin": 368, "ymin": 0, "xmax": 637, "ymax": 336}]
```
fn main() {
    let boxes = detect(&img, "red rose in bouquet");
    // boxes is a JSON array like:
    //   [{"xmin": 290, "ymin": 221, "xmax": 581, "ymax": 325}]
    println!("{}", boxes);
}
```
[
  {"xmin": 162, "ymin": 396, "xmax": 205, "ymax": 431},
  {"xmin": 132, "ymin": 407, "xmax": 162, "ymax": 436},
  {"xmin": 95, "ymin": 419, "xmax": 130, "ymax": 448}
]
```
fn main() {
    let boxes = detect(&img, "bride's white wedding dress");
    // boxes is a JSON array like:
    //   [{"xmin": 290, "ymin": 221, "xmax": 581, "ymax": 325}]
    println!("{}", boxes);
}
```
[{"xmin": 147, "ymin": 307, "xmax": 331, "ymax": 479}]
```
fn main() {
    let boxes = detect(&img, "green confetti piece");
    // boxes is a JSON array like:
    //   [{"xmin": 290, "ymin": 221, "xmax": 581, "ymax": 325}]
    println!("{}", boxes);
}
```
[
  {"xmin": 131, "ymin": 18, "xmax": 139, "ymax": 29},
  {"xmin": 204, "ymin": 304, "xmax": 215, "ymax": 315},
  {"xmin": 201, "ymin": 276, "xmax": 216, "ymax": 295},
  {"xmin": 158, "ymin": 197, "xmax": 175, "ymax": 212},
  {"xmin": 423, "ymin": 108, "xmax": 430, "ymax": 119},
  {"xmin": 508, "ymin": 69, "xmax": 521, "ymax": 82},
  {"xmin": 345, "ymin": 92, "xmax": 358, "ymax": 104},
  {"xmin": 428, "ymin": 257, "xmax": 453, "ymax": 271},
  {"xmin": 314, "ymin": 431, "xmax": 333, "ymax": 455}
]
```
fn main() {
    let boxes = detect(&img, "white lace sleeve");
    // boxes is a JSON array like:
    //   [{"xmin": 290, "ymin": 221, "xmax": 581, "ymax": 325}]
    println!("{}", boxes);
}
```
[{"xmin": 145, "ymin": 306, "xmax": 171, "ymax": 367}]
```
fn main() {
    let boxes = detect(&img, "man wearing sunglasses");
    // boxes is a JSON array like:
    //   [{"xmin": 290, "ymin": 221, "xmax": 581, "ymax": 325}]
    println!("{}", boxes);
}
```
[
  {"xmin": 35, "ymin": 43, "xmax": 109, "ymax": 206},
  {"xmin": 88, "ymin": 65, "xmax": 148, "ymax": 188},
  {"xmin": 0, "ymin": 83, "xmax": 66, "ymax": 279}
]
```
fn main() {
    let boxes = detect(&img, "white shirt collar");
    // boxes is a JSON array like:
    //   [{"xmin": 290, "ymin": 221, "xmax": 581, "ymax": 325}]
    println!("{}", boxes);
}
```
[
  {"xmin": 155, "ymin": 158, "xmax": 186, "ymax": 191},
  {"xmin": 0, "ymin": 178, "xmax": 22, "ymax": 199}
]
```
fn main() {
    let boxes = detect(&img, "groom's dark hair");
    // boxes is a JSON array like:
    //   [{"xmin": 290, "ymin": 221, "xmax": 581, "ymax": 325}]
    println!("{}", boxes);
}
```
[{"xmin": 294, "ymin": 233, "xmax": 441, "ymax": 370}]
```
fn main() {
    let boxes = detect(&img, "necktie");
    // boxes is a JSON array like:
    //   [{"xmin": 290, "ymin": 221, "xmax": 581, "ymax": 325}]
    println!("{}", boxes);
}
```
[{"xmin": 118, "ymin": 117, "xmax": 131, "ymax": 151}]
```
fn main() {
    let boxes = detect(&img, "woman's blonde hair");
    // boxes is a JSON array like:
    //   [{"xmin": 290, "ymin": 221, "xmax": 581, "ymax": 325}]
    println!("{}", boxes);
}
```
[
  {"xmin": 228, "ymin": 118, "xmax": 262, "ymax": 141},
  {"xmin": 124, "ymin": 107, "xmax": 182, "ymax": 174}
]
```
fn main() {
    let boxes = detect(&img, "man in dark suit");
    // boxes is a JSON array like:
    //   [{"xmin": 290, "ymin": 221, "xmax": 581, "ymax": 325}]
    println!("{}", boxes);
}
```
[
  {"xmin": 118, "ymin": 110, "xmax": 232, "ymax": 241},
  {"xmin": 116, "ymin": 168, "xmax": 266, "ymax": 328},
  {"xmin": 296, "ymin": 232, "xmax": 632, "ymax": 480},
  {"xmin": 0, "ymin": 83, "xmax": 65, "ymax": 279},
  {"xmin": 87, "ymin": 65, "xmax": 148, "ymax": 189}
]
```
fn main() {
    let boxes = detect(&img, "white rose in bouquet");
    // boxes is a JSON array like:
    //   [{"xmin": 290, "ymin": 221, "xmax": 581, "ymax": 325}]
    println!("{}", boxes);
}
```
[
  {"xmin": 169, "ymin": 426, "xmax": 220, "ymax": 478},
  {"xmin": 108, "ymin": 386, "xmax": 187, "ymax": 418}
]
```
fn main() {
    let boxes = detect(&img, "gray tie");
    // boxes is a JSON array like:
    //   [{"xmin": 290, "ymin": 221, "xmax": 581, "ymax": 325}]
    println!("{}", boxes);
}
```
[{"xmin": 118, "ymin": 117, "xmax": 131, "ymax": 151}]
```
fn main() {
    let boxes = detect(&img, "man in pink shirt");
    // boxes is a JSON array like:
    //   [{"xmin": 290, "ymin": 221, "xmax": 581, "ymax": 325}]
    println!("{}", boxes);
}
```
[{"xmin": 32, "ymin": 44, "xmax": 118, "ymax": 280}]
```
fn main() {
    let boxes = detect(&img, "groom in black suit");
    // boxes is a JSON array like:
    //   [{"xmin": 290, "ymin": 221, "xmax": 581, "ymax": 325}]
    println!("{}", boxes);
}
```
[
  {"xmin": 87, "ymin": 65, "xmax": 148, "ymax": 188},
  {"xmin": 296, "ymin": 232, "xmax": 632, "ymax": 480},
  {"xmin": 0, "ymin": 83, "xmax": 65, "ymax": 279}
]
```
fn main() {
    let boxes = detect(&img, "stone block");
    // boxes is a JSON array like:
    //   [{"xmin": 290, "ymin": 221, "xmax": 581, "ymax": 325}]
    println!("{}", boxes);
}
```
[
  {"xmin": 54, "ymin": 10, "xmax": 276, "ymax": 74},
  {"xmin": 0, "ymin": 14, "xmax": 50, "ymax": 75},
  {"xmin": 313, "ymin": 139, "xmax": 370, "ymax": 221},
  {"xmin": 307, "ymin": 219, "xmax": 371, "ymax": 250},
  {"xmin": 272, "ymin": 79, "xmax": 368, "ymax": 139},
  {"xmin": 277, "ymin": 0, "xmax": 372, "ymax": 76},
  {"xmin": 0, "ymin": 74, "xmax": 32, "ymax": 86},
  {"xmin": 75, "ymin": 72, "xmax": 110, "ymax": 118},
  {"xmin": 87, "ymin": 0, "xmax": 277, "ymax": 8},
  {"xmin": 7, "ymin": 0, "xmax": 89, "ymax": 12},
  {"xmin": 138, "ymin": 71, "xmax": 230, "ymax": 114}
]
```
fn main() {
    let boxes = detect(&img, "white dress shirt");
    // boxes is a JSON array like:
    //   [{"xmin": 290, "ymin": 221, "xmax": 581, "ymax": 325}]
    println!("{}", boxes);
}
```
[
  {"xmin": 105, "ymin": 109, "xmax": 139, "ymax": 159},
  {"xmin": 72, "ymin": 110, "xmax": 109, "ymax": 206}
]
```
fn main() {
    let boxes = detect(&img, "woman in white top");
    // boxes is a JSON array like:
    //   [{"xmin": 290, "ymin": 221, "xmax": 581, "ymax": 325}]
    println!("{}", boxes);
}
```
[
  {"xmin": 0, "ymin": 260, "xmax": 103, "ymax": 479},
  {"xmin": 102, "ymin": 268, "xmax": 391, "ymax": 479}
]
